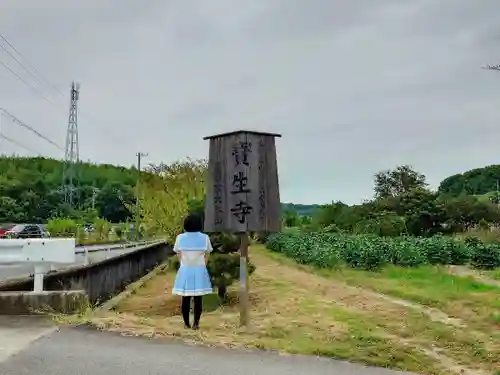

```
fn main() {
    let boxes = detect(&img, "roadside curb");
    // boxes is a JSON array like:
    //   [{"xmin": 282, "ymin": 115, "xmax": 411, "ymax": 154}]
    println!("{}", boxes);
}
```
[{"xmin": 95, "ymin": 261, "xmax": 170, "ymax": 313}]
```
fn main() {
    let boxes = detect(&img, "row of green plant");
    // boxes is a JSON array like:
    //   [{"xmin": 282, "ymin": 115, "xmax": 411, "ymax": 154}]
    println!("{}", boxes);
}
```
[{"xmin": 265, "ymin": 232, "xmax": 500, "ymax": 271}]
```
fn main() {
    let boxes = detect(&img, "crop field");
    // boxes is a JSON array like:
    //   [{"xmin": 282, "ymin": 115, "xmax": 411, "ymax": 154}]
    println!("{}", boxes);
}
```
[
  {"xmin": 265, "ymin": 232, "xmax": 500, "ymax": 271},
  {"xmin": 264, "ymin": 231, "xmax": 500, "ymax": 374}
]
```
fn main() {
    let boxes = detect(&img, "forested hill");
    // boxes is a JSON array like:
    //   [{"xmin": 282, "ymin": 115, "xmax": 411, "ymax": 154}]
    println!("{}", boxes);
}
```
[
  {"xmin": 281, "ymin": 202, "xmax": 321, "ymax": 216},
  {"xmin": 438, "ymin": 165, "xmax": 500, "ymax": 196},
  {"xmin": 0, "ymin": 156, "xmax": 138, "ymax": 223}
]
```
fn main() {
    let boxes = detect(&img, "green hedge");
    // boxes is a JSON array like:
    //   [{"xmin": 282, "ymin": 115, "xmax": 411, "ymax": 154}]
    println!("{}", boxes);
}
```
[{"xmin": 265, "ymin": 232, "xmax": 500, "ymax": 271}]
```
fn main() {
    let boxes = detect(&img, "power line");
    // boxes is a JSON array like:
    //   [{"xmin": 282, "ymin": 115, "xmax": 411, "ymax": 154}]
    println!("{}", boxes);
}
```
[
  {"xmin": 0, "ymin": 133, "xmax": 41, "ymax": 155},
  {"xmin": 0, "ymin": 30, "xmax": 131, "ymax": 147},
  {"xmin": 0, "ymin": 31, "xmax": 64, "ymax": 96},
  {"xmin": 0, "ymin": 108, "xmax": 64, "ymax": 151},
  {"xmin": 0, "ymin": 40, "xmax": 47, "ymax": 90},
  {"xmin": 0, "ymin": 58, "xmax": 57, "ymax": 106}
]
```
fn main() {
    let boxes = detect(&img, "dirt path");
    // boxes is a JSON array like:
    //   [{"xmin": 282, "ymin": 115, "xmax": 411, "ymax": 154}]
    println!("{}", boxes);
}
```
[{"xmin": 447, "ymin": 265, "xmax": 500, "ymax": 287}]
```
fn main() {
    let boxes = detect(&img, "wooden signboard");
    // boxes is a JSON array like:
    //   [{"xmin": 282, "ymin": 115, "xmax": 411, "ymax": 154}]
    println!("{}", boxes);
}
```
[
  {"xmin": 204, "ymin": 130, "xmax": 282, "ymax": 233},
  {"xmin": 203, "ymin": 130, "xmax": 282, "ymax": 326}
]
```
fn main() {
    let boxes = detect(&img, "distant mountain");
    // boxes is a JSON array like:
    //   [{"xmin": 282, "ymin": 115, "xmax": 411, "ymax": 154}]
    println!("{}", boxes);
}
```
[{"xmin": 281, "ymin": 202, "xmax": 321, "ymax": 217}]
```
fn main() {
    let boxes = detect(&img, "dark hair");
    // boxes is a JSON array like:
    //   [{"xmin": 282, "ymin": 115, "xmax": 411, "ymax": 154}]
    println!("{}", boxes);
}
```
[{"xmin": 183, "ymin": 213, "xmax": 203, "ymax": 232}]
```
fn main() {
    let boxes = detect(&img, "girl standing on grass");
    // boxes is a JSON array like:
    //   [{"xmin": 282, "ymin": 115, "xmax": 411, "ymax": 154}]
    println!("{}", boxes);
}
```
[{"xmin": 172, "ymin": 213, "xmax": 213, "ymax": 330}]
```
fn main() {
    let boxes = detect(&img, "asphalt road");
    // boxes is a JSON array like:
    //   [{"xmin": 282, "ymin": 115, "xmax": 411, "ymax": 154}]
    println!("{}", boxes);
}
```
[
  {"xmin": 0, "ymin": 244, "xmax": 141, "ymax": 283},
  {"xmin": 0, "ymin": 320, "xmax": 412, "ymax": 375}
]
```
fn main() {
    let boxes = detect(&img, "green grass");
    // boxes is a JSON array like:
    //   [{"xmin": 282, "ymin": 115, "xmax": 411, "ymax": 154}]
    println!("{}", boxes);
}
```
[
  {"xmin": 335, "ymin": 265, "xmax": 497, "ymax": 304},
  {"xmin": 487, "ymin": 268, "xmax": 500, "ymax": 281},
  {"xmin": 325, "ymin": 265, "xmax": 500, "ymax": 330}
]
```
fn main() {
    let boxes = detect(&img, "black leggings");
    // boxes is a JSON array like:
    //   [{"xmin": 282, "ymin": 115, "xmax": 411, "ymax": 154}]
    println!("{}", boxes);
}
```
[{"xmin": 181, "ymin": 296, "xmax": 202, "ymax": 327}]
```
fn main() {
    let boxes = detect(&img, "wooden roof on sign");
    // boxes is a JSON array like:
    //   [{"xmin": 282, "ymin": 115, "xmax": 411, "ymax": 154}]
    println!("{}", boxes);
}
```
[{"xmin": 203, "ymin": 130, "xmax": 282, "ymax": 140}]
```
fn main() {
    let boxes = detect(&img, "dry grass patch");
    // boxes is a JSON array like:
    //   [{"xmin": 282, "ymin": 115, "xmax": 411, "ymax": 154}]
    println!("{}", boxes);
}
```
[
  {"xmin": 263, "ymin": 248, "xmax": 500, "ymax": 373},
  {"xmin": 85, "ymin": 247, "xmax": 500, "ymax": 375}
]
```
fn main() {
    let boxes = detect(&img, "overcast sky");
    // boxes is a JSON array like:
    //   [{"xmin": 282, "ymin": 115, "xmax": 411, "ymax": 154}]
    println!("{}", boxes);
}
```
[{"xmin": 0, "ymin": 1, "xmax": 499, "ymax": 205}]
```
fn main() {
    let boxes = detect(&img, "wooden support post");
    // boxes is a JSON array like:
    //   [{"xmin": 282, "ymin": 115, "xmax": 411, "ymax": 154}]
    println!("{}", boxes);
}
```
[{"xmin": 239, "ymin": 232, "xmax": 249, "ymax": 327}]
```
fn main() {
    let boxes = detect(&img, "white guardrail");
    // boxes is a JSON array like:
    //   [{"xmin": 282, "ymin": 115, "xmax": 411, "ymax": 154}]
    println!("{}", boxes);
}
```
[
  {"xmin": 76, "ymin": 239, "xmax": 166, "ymax": 266},
  {"xmin": 0, "ymin": 238, "xmax": 166, "ymax": 292}
]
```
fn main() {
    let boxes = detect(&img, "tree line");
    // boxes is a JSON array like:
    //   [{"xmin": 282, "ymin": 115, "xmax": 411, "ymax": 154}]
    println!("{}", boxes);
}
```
[
  {"xmin": 3, "ymin": 155, "xmax": 500, "ymax": 242},
  {"xmin": 284, "ymin": 164, "xmax": 500, "ymax": 239},
  {"xmin": 0, "ymin": 156, "xmax": 140, "ymax": 223}
]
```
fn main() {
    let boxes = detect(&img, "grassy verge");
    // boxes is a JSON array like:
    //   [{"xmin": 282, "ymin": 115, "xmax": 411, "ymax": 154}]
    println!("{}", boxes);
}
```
[
  {"xmin": 264, "ymin": 248, "xmax": 500, "ymax": 374},
  {"xmin": 328, "ymin": 265, "xmax": 500, "ymax": 337},
  {"xmin": 70, "ymin": 246, "xmax": 500, "ymax": 375},
  {"xmin": 487, "ymin": 268, "xmax": 500, "ymax": 281}
]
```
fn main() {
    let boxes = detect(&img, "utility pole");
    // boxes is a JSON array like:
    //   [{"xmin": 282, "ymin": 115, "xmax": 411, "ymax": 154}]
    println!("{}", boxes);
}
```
[
  {"xmin": 62, "ymin": 82, "xmax": 80, "ymax": 208},
  {"xmin": 135, "ymin": 152, "xmax": 148, "ymax": 237},
  {"xmin": 91, "ymin": 187, "xmax": 99, "ymax": 210},
  {"xmin": 495, "ymin": 179, "xmax": 499, "ymax": 206}
]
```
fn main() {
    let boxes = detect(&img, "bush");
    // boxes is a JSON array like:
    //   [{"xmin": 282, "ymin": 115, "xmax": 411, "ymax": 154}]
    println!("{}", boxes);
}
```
[
  {"xmin": 388, "ymin": 238, "xmax": 426, "ymax": 267},
  {"xmin": 265, "ymin": 231, "xmax": 498, "ymax": 271},
  {"xmin": 46, "ymin": 218, "xmax": 77, "ymax": 237},
  {"xmin": 208, "ymin": 253, "xmax": 256, "ymax": 298},
  {"xmin": 93, "ymin": 218, "xmax": 111, "ymax": 240},
  {"xmin": 470, "ymin": 243, "xmax": 500, "ymax": 270},
  {"xmin": 209, "ymin": 232, "xmax": 240, "ymax": 254}
]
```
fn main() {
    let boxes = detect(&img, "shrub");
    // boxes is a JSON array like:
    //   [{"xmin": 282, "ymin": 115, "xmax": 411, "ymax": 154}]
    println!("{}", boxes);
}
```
[
  {"xmin": 115, "ymin": 227, "xmax": 123, "ymax": 239},
  {"xmin": 93, "ymin": 218, "xmax": 111, "ymax": 240},
  {"xmin": 208, "ymin": 253, "xmax": 255, "ymax": 299},
  {"xmin": 418, "ymin": 235, "xmax": 452, "ymax": 265},
  {"xmin": 335, "ymin": 235, "xmax": 389, "ymax": 270},
  {"xmin": 470, "ymin": 243, "xmax": 500, "ymax": 270},
  {"xmin": 209, "ymin": 232, "xmax": 240, "ymax": 254},
  {"xmin": 46, "ymin": 218, "xmax": 77, "ymax": 237},
  {"xmin": 449, "ymin": 241, "xmax": 471, "ymax": 265},
  {"xmin": 388, "ymin": 237, "xmax": 426, "ymax": 267}
]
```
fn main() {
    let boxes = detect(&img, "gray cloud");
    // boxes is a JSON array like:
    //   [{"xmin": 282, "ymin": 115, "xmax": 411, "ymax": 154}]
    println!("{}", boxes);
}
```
[{"xmin": 1, "ymin": 0, "xmax": 500, "ymax": 204}]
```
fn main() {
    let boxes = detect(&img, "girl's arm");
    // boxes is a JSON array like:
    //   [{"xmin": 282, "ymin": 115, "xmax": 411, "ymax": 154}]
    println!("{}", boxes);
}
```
[
  {"xmin": 173, "ymin": 235, "xmax": 181, "ymax": 257},
  {"xmin": 205, "ymin": 235, "xmax": 213, "ymax": 265}
]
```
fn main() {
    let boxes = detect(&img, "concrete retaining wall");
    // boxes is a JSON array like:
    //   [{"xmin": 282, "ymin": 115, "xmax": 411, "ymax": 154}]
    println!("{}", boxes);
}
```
[
  {"xmin": 0, "ymin": 291, "xmax": 88, "ymax": 315},
  {"xmin": 0, "ymin": 242, "xmax": 173, "ymax": 308}
]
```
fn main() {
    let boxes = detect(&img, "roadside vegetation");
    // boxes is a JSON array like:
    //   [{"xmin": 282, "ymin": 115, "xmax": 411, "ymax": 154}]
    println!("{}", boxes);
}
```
[{"xmin": 45, "ymin": 216, "xmax": 134, "ymax": 246}]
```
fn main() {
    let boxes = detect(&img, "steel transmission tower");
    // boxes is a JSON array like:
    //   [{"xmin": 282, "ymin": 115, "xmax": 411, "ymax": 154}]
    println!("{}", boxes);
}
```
[{"xmin": 62, "ymin": 82, "xmax": 80, "ymax": 207}]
